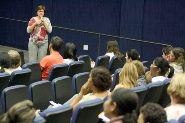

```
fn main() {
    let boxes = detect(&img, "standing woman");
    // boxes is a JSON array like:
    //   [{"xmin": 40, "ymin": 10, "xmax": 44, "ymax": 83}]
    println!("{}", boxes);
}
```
[{"xmin": 27, "ymin": 5, "xmax": 52, "ymax": 62}]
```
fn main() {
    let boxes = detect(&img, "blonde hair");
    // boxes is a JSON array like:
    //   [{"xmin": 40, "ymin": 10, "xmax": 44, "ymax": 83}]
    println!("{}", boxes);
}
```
[
  {"xmin": 132, "ymin": 60, "xmax": 152, "ymax": 84},
  {"xmin": 8, "ymin": 50, "xmax": 21, "ymax": 68},
  {"xmin": 167, "ymin": 73, "xmax": 185, "ymax": 103},
  {"xmin": 119, "ymin": 62, "xmax": 138, "ymax": 88}
]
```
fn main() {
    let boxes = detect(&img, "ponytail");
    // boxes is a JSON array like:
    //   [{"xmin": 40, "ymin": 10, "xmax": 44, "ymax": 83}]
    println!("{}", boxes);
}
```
[
  {"xmin": 165, "ymin": 66, "xmax": 174, "ymax": 78},
  {"xmin": 144, "ymin": 72, "xmax": 152, "ymax": 84},
  {"xmin": 122, "ymin": 112, "xmax": 137, "ymax": 123}
]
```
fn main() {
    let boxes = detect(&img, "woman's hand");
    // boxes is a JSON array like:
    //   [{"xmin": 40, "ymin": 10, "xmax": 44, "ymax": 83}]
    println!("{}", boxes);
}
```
[{"xmin": 80, "ymin": 82, "xmax": 90, "ymax": 95}]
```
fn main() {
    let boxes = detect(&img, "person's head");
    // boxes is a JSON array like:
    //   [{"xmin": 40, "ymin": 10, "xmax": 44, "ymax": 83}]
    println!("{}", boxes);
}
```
[
  {"xmin": 138, "ymin": 102, "xmax": 167, "ymax": 123},
  {"xmin": 0, "ymin": 100, "xmax": 36, "ymax": 123},
  {"xmin": 49, "ymin": 36, "xmax": 64, "ymax": 52},
  {"xmin": 169, "ymin": 47, "xmax": 185, "ymax": 71},
  {"xmin": 63, "ymin": 42, "xmax": 78, "ymax": 61},
  {"xmin": 119, "ymin": 62, "xmax": 138, "ymax": 88},
  {"xmin": 0, "ymin": 52, "xmax": 12, "ymax": 72},
  {"xmin": 8, "ymin": 50, "xmax": 21, "ymax": 68},
  {"xmin": 126, "ymin": 49, "xmax": 140, "ymax": 62},
  {"xmin": 87, "ymin": 66, "xmax": 112, "ymax": 92},
  {"xmin": 167, "ymin": 73, "xmax": 185, "ymax": 104},
  {"xmin": 150, "ymin": 57, "xmax": 174, "ymax": 78},
  {"xmin": 36, "ymin": 5, "xmax": 45, "ymax": 17},
  {"xmin": 162, "ymin": 45, "xmax": 173, "ymax": 61},
  {"xmin": 132, "ymin": 60, "xmax": 151, "ymax": 84},
  {"xmin": 104, "ymin": 88, "xmax": 138, "ymax": 122},
  {"xmin": 106, "ymin": 40, "xmax": 123, "ymax": 61}
]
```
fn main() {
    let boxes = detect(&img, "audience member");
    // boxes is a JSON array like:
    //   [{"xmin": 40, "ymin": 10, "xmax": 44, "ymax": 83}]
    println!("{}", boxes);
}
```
[
  {"xmin": 63, "ymin": 42, "xmax": 78, "ymax": 64},
  {"xmin": 0, "ymin": 100, "xmax": 36, "ymax": 123},
  {"xmin": 114, "ymin": 62, "xmax": 138, "ymax": 90},
  {"xmin": 0, "ymin": 52, "xmax": 12, "ymax": 74},
  {"xmin": 165, "ymin": 73, "xmax": 185, "ymax": 121},
  {"xmin": 138, "ymin": 102, "xmax": 167, "ymax": 123},
  {"xmin": 149, "ymin": 57, "xmax": 174, "ymax": 83},
  {"xmin": 162, "ymin": 45, "xmax": 173, "ymax": 61},
  {"xmin": 8, "ymin": 50, "xmax": 22, "ymax": 73},
  {"xmin": 102, "ymin": 88, "xmax": 138, "ymax": 123},
  {"xmin": 40, "ymin": 36, "xmax": 63, "ymax": 80},
  {"xmin": 168, "ymin": 47, "xmax": 185, "ymax": 74},
  {"xmin": 125, "ymin": 49, "xmax": 140, "ymax": 62},
  {"xmin": 67, "ymin": 66, "xmax": 112, "ymax": 111},
  {"xmin": 132, "ymin": 60, "xmax": 151, "ymax": 86},
  {"xmin": 105, "ymin": 40, "xmax": 123, "ymax": 62}
]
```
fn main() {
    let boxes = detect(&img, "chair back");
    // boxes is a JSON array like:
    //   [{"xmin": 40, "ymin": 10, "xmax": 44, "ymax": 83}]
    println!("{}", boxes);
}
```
[
  {"xmin": 17, "ymin": 50, "xmax": 25, "ymax": 67},
  {"xmin": 108, "ymin": 56, "xmax": 124, "ymax": 74},
  {"xmin": 178, "ymin": 115, "xmax": 185, "ymax": 123},
  {"xmin": 71, "ymin": 98, "xmax": 104, "ymax": 123},
  {"xmin": 94, "ymin": 55, "xmax": 110, "ymax": 68},
  {"xmin": 34, "ymin": 116, "xmax": 46, "ymax": 123},
  {"xmin": 40, "ymin": 104, "xmax": 72, "ymax": 123},
  {"xmin": 9, "ymin": 69, "xmax": 31, "ymax": 86},
  {"xmin": 72, "ymin": 72, "xmax": 89, "ymax": 94},
  {"xmin": 67, "ymin": 61, "xmax": 85, "ymax": 77},
  {"xmin": 47, "ymin": 63, "xmax": 68, "ymax": 81},
  {"xmin": 143, "ymin": 81, "xmax": 165, "ymax": 105},
  {"xmin": 29, "ymin": 80, "xmax": 53, "ymax": 110},
  {"xmin": 22, "ymin": 62, "xmax": 42, "ymax": 84},
  {"xmin": 1, "ymin": 85, "xmax": 28, "ymax": 113},
  {"xmin": 52, "ymin": 76, "xmax": 73, "ymax": 104},
  {"xmin": 158, "ymin": 78, "xmax": 172, "ymax": 108},
  {"xmin": 78, "ymin": 55, "xmax": 91, "ymax": 72},
  {"xmin": 110, "ymin": 68, "xmax": 122, "ymax": 91},
  {"xmin": 168, "ymin": 119, "xmax": 180, "ymax": 123},
  {"xmin": 131, "ymin": 86, "xmax": 148, "ymax": 111}
]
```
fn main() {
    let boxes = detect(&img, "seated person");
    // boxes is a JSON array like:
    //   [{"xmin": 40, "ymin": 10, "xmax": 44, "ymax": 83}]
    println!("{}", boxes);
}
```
[
  {"xmin": 114, "ymin": 62, "xmax": 139, "ymax": 90},
  {"xmin": 168, "ymin": 47, "xmax": 185, "ymax": 74},
  {"xmin": 63, "ymin": 42, "xmax": 78, "ymax": 64},
  {"xmin": 67, "ymin": 66, "xmax": 112, "ymax": 111},
  {"xmin": 40, "ymin": 36, "xmax": 64, "ymax": 80},
  {"xmin": 125, "ymin": 49, "xmax": 140, "ymax": 62},
  {"xmin": 8, "ymin": 50, "xmax": 22, "ymax": 72},
  {"xmin": 0, "ymin": 52, "xmax": 12, "ymax": 74},
  {"xmin": 0, "ymin": 100, "xmax": 36, "ymax": 123},
  {"xmin": 165, "ymin": 73, "xmax": 185, "ymax": 121},
  {"xmin": 149, "ymin": 57, "xmax": 174, "ymax": 83},
  {"xmin": 138, "ymin": 102, "xmax": 167, "ymax": 123},
  {"xmin": 99, "ymin": 88, "xmax": 138, "ymax": 123},
  {"xmin": 162, "ymin": 45, "xmax": 173, "ymax": 61},
  {"xmin": 105, "ymin": 40, "xmax": 123, "ymax": 62},
  {"xmin": 132, "ymin": 60, "xmax": 151, "ymax": 86}
]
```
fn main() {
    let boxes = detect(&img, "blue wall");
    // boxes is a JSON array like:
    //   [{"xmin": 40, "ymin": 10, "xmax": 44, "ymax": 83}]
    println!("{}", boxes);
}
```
[{"xmin": 0, "ymin": 0, "xmax": 184, "ymax": 63}]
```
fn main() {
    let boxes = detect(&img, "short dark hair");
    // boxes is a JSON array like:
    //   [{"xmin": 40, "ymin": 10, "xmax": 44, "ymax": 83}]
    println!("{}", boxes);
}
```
[
  {"xmin": 140, "ymin": 102, "xmax": 167, "ymax": 123},
  {"xmin": 63, "ymin": 42, "xmax": 78, "ymax": 61},
  {"xmin": 126, "ymin": 49, "xmax": 140, "ymax": 61},
  {"xmin": 50, "ymin": 36, "xmax": 63, "ymax": 51},
  {"xmin": 91, "ymin": 66, "xmax": 112, "ymax": 91},
  {"xmin": 154, "ymin": 57, "xmax": 174, "ymax": 77},
  {"xmin": 0, "ymin": 52, "xmax": 12, "ymax": 69},
  {"xmin": 162, "ymin": 45, "xmax": 173, "ymax": 55}
]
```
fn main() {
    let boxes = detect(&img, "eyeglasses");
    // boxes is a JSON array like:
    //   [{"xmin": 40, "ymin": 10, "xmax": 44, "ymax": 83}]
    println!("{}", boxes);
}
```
[
  {"xmin": 150, "ymin": 64, "xmax": 157, "ymax": 67},
  {"xmin": 38, "ymin": 10, "xmax": 44, "ymax": 12}
]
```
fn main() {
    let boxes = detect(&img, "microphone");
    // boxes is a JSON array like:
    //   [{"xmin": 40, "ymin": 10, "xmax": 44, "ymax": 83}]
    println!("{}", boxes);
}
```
[{"xmin": 40, "ymin": 15, "xmax": 43, "ymax": 19}]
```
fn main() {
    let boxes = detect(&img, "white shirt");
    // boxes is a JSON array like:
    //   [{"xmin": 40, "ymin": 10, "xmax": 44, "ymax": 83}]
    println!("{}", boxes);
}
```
[
  {"xmin": 63, "ymin": 59, "xmax": 74, "ymax": 65},
  {"xmin": 105, "ymin": 52, "xmax": 115, "ymax": 61},
  {"xmin": 170, "ymin": 63, "xmax": 183, "ymax": 75},
  {"xmin": 9, "ymin": 67, "xmax": 22, "ymax": 73},
  {"xmin": 152, "ymin": 76, "xmax": 167, "ymax": 83}
]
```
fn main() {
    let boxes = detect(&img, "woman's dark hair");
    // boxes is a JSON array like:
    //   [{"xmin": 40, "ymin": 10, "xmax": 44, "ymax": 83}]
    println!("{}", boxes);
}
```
[
  {"xmin": 0, "ymin": 100, "xmax": 36, "ymax": 123},
  {"xmin": 126, "ymin": 49, "xmax": 140, "ymax": 61},
  {"xmin": 107, "ymin": 40, "xmax": 123, "ymax": 62},
  {"xmin": 140, "ymin": 102, "xmax": 167, "ymax": 123},
  {"xmin": 162, "ymin": 45, "xmax": 173, "ymax": 55},
  {"xmin": 91, "ymin": 66, "xmax": 112, "ymax": 91},
  {"xmin": 63, "ymin": 42, "xmax": 78, "ymax": 61},
  {"xmin": 0, "ymin": 52, "xmax": 12, "ymax": 73},
  {"xmin": 111, "ymin": 88, "xmax": 138, "ymax": 123},
  {"xmin": 154, "ymin": 57, "xmax": 174, "ymax": 78}
]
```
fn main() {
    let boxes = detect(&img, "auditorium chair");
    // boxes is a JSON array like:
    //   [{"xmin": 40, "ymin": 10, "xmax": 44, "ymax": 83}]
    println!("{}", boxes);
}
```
[
  {"xmin": 108, "ymin": 56, "xmax": 124, "ymax": 74},
  {"xmin": 67, "ymin": 61, "xmax": 85, "ymax": 77},
  {"xmin": 78, "ymin": 55, "xmax": 91, "ymax": 72},
  {"xmin": 110, "ymin": 68, "xmax": 122, "ymax": 91},
  {"xmin": 94, "ymin": 55, "xmax": 110, "ymax": 69}
]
